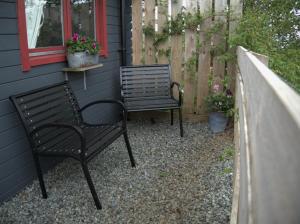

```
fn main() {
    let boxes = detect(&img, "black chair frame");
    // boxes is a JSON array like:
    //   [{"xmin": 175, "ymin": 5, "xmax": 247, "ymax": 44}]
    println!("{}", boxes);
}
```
[
  {"xmin": 120, "ymin": 64, "xmax": 183, "ymax": 137},
  {"xmin": 10, "ymin": 81, "xmax": 135, "ymax": 210}
]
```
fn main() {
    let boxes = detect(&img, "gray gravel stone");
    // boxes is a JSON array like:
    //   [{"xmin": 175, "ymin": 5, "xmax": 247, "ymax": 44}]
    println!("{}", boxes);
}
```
[{"xmin": 0, "ymin": 120, "xmax": 234, "ymax": 224}]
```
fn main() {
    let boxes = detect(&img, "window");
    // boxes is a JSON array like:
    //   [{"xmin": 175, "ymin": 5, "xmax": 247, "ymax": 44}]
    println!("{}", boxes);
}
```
[{"xmin": 18, "ymin": 0, "xmax": 108, "ymax": 71}]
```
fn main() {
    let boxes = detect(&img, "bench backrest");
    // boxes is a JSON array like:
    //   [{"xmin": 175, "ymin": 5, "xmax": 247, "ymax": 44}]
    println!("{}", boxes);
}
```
[
  {"xmin": 10, "ymin": 82, "xmax": 82, "ymax": 137},
  {"xmin": 120, "ymin": 64, "xmax": 171, "ymax": 100}
]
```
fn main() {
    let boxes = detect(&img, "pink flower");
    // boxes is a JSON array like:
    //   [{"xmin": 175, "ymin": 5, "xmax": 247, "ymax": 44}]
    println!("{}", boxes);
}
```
[
  {"xmin": 72, "ymin": 33, "xmax": 79, "ymax": 42},
  {"xmin": 213, "ymin": 84, "xmax": 220, "ymax": 93},
  {"xmin": 92, "ymin": 43, "xmax": 97, "ymax": 49}
]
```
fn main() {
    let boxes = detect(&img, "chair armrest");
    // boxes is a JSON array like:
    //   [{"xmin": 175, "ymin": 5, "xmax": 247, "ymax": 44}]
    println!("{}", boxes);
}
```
[
  {"xmin": 171, "ymin": 82, "xmax": 183, "ymax": 106},
  {"xmin": 79, "ymin": 100, "xmax": 128, "ymax": 127},
  {"xmin": 30, "ymin": 123, "xmax": 86, "ymax": 154}
]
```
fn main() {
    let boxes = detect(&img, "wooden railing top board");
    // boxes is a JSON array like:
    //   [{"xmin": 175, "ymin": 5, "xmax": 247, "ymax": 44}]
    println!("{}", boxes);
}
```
[{"xmin": 235, "ymin": 46, "xmax": 300, "ymax": 224}]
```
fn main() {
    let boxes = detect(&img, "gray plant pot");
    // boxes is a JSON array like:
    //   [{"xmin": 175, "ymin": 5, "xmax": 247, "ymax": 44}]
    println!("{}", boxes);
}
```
[
  {"xmin": 67, "ymin": 52, "xmax": 87, "ymax": 68},
  {"xmin": 85, "ymin": 54, "xmax": 99, "ymax": 66},
  {"xmin": 208, "ymin": 112, "xmax": 228, "ymax": 133}
]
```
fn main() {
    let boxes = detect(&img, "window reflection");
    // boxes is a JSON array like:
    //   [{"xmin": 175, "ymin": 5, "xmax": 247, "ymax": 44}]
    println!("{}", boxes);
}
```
[
  {"xmin": 25, "ymin": 0, "xmax": 63, "ymax": 49},
  {"xmin": 71, "ymin": 0, "xmax": 95, "ymax": 39}
]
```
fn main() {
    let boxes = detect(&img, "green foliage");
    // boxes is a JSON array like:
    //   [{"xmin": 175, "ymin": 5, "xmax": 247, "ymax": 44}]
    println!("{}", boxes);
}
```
[
  {"xmin": 205, "ymin": 91, "xmax": 234, "ymax": 115},
  {"xmin": 185, "ymin": 52, "xmax": 198, "ymax": 78},
  {"xmin": 185, "ymin": 11, "xmax": 203, "ymax": 30},
  {"xmin": 222, "ymin": 167, "xmax": 233, "ymax": 174},
  {"xmin": 169, "ymin": 12, "xmax": 185, "ymax": 35},
  {"xmin": 231, "ymin": 0, "xmax": 300, "ymax": 92},
  {"xmin": 154, "ymin": 32, "xmax": 169, "ymax": 48},
  {"xmin": 205, "ymin": 77, "xmax": 234, "ymax": 116},
  {"xmin": 219, "ymin": 146, "xmax": 235, "ymax": 175},
  {"xmin": 143, "ymin": 24, "xmax": 156, "ymax": 38},
  {"xmin": 219, "ymin": 147, "xmax": 235, "ymax": 161},
  {"xmin": 158, "ymin": 48, "xmax": 171, "ymax": 58},
  {"xmin": 143, "ymin": 24, "xmax": 169, "ymax": 48}
]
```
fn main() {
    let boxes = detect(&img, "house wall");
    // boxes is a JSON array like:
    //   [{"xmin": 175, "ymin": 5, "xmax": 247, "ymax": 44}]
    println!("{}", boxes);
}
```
[
  {"xmin": 0, "ymin": 0, "xmax": 131, "ymax": 203},
  {"xmin": 125, "ymin": 0, "xmax": 132, "ymax": 65}
]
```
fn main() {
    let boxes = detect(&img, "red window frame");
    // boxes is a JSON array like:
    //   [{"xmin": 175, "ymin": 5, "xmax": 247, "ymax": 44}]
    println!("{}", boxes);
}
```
[{"xmin": 17, "ymin": 0, "xmax": 108, "ymax": 71}]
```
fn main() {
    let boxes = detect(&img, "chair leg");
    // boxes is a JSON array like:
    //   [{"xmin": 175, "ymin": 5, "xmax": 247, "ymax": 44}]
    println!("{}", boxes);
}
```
[
  {"xmin": 179, "ymin": 108, "xmax": 183, "ymax": 137},
  {"xmin": 123, "ymin": 132, "xmax": 136, "ymax": 167},
  {"xmin": 32, "ymin": 154, "xmax": 48, "ymax": 199},
  {"xmin": 171, "ymin": 109, "xmax": 174, "ymax": 125},
  {"xmin": 81, "ymin": 162, "xmax": 102, "ymax": 210},
  {"xmin": 127, "ymin": 112, "xmax": 131, "ymax": 121}
]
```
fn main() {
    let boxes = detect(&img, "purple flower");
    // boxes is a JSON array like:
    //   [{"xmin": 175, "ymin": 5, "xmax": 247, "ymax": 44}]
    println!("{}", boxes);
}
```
[
  {"xmin": 92, "ymin": 43, "xmax": 97, "ymax": 49},
  {"xmin": 226, "ymin": 89, "xmax": 233, "ymax": 96}
]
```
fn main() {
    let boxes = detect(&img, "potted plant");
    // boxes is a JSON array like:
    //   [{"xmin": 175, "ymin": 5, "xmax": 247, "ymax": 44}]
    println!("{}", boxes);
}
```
[
  {"xmin": 66, "ymin": 33, "xmax": 100, "ymax": 68},
  {"xmin": 205, "ymin": 78, "xmax": 234, "ymax": 133},
  {"xmin": 85, "ymin": 38, "xmax": 100, "ymax": 65}
]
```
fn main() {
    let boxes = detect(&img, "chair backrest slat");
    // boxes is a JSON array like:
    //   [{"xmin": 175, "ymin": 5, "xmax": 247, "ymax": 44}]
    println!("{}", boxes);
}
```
[
  {"xmin": 120, "ymin": 64, "xmax": 171, "ymax": 100},
  {"xmin": 10, "ymin": 82, "xmax": 82, "ymax": 149}
]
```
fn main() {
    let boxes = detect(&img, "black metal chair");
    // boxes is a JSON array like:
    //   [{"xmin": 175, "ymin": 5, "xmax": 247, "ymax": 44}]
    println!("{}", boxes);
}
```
[
  {"xmin": 10, "ymin": 81, "xmax": 135, "ymax": 210},
  {"xmin": 120, "ymin": 64, "xmax": 183, "ymax": 137}
]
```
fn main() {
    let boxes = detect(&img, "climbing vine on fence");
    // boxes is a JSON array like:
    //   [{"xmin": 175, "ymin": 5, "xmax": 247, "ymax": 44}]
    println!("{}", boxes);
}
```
[
  {"xmin": 132, "ymin": 0, "xmax": 243, "ymax": 116},
  {"xmin": 142, "ymin": 9, "xmax": 232, "ymax": 78}
]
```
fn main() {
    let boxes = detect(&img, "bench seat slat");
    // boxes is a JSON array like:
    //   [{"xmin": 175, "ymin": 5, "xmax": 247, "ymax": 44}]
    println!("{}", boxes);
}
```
[{"xmin": 124, "ymin": 96, "xmax": 171, "ymax": 102}]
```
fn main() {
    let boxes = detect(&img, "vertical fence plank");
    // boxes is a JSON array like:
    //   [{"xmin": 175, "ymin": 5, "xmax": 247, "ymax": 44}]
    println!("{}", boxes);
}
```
[
  {"xmin": 132, "ymin": 0, "xmax": 143, "ymax": 65},
  {"xmin": 144, "ymin": 0, "xmax": 156, "ymax": 64},
  {"xmin": 228, "ymin": 0, "xmax": 243, "ymax": 91},
  {"xmin": 213, "ymin": 0, "xmax": 227, "ymax": 85},
  {"xmin": 171, "ymin": 0, "xmax": 183, "ymax": 86},
  {"xmin": 183, "ymin": 0, "xmax": 198, "ymax": 114},
  {"xmin": 157, "ymin": 0, "xmax": 169, "ymax": 64},
  {"xmin": 196, "ymin": 0, "xmax": 212, "ymax": 115}
]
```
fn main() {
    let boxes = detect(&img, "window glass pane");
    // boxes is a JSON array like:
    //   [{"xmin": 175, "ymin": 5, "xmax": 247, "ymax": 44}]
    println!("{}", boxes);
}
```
[
  {"xmin": 25, "ymin": 0, "xmax": 63, "ymax": 49},
  {"xmin": 71, "ymin": 0, "xmax": 95, "ymax": 38}
]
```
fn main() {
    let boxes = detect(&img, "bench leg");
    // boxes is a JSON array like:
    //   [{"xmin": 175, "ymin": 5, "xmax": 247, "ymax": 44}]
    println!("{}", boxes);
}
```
[
  {"xmin": 171, "ymin": 109, "xmax": 174, "ymax": 125},
  {"xmin": 123, "ymin": 132, "xmax": 136, "ymax": 167},
  {"xmin": 179, "ymin": 108, "xmax": 183, "ymax": 137},
  {"xmin": 81, "ymin": 163, "xmax": 102, "ymax": 210},
  {"xmin": 33, "ymin": 154, "xmax": 48, "ymax": 199}
]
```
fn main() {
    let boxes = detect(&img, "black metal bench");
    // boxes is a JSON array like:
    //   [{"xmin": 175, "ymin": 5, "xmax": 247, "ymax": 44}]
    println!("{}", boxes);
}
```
[
  {"xmin": 120, "ymin": 64, "xmax": 183, "ymax": 137},
  {"xmin": 10, "ymin": 81, "xmax": 135, "ymax": 210}
]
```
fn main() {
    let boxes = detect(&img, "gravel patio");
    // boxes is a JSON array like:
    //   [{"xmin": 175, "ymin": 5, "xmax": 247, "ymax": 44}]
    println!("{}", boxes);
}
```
[{"xmin": 0, "ymin": 118, "xmax": 234, "ymax": 224}]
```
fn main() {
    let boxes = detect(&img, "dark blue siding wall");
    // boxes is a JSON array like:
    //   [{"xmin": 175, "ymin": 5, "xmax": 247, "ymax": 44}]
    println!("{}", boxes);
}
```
[
  {"xmin": 125, "ymin": 0, "xmax": 132, "ymax": 65},
  {"xmin": 0, "ymin": 0, "xmax": 123, "ymax": 202}
]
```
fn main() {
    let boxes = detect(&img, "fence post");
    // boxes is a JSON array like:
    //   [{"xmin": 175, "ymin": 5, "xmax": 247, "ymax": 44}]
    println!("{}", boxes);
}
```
[
  {"xmin": 213, "ymin": 0, "xmax": 227, "ymax": 86},
  {"xmin": 170, "ymin": 0, "xmax": 183, "ymax": 98},
  {"xmin": 196, "ymin": 0, "xmax": 212, "ymax": 115},
  {"xmin": 144, "ymin": 0, "xmax": 156, "ymax": 64},
  {"xmin": 183, "ymin": 0, "xmax": 198, "ymax": 114},
  {"xmin": 157, "ymin": 0, "xmax": 169, "ymax": 64},
  {"xmin": 132, "ymin": 0, "xmax": 143, "ymax": 65}
]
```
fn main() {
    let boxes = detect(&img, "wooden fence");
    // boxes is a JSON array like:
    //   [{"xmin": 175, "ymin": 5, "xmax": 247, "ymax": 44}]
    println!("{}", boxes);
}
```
[
  {"xmin": 232, "ymin": 46, "xmax": 300, "ymax": 224},
  {"xmin": 131, "ymin": 0, "xmax": 243, "ymax": 119}
]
